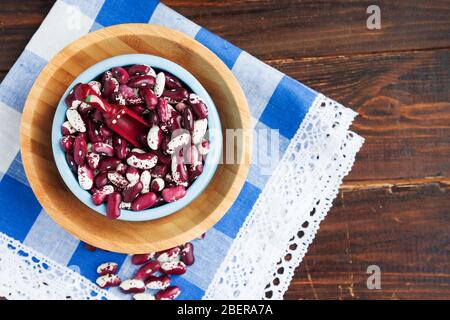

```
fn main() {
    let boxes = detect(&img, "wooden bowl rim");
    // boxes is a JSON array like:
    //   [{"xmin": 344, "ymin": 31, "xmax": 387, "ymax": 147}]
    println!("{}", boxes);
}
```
[{"xmin": 20, "ymin": 24, "xmax": 252, "ymax": 253}]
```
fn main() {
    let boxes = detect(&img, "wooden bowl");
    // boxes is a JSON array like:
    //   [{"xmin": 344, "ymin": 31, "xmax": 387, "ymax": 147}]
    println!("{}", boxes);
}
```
[{"xmin": 20, "ymin": 24, "xmax": 251, "ymax": 254}]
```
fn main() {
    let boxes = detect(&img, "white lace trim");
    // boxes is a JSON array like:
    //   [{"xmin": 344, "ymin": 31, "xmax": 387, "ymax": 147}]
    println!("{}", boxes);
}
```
[
  {"xmin": 203, "ymin": 94, "xmax": 364, "ymax": 300},
  {"xmin": 0, "ymin": 232, "xmax": 118, "ymax": 300}
]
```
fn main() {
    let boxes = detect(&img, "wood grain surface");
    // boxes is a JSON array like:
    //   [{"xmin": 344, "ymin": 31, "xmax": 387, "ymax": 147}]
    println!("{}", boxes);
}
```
[{"xmin": 1, "ymin": 0, "xmax": 449, "ymax": 299}]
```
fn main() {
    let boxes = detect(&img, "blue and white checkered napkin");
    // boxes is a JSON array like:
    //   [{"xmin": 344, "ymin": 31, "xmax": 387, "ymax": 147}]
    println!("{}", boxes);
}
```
[{"xmin": 0, "ymin": 0, "xmax": 364, "ymax": 300}]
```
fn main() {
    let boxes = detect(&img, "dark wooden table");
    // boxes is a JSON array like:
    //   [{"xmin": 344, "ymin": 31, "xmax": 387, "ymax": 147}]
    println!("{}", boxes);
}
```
[{"xmin": 1, "ymin": 0, "xmax": 449, "ymax": 300}]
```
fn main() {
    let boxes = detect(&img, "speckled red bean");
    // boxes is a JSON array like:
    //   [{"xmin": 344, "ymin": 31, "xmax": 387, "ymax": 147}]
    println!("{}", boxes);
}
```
[
  {"xmin": 126, "ymin": 151, "xmax": 158, "ymax": 170},
  {"xmin": 106, "ymin": 192, "xmax": 122, "ymax": 219},
  {"xmin": 91, "ymin": 142, "xmax": 114, "ymax": 157},
  {"xmin": 156, "ymin": 286, "xmax": 180, "ymax": 300},
  {"xmin": 98, "ymin": 157, "xmax": 121, "ymax": 172},
  {"xmin": 151, "ymin": 164, "xmax": 169, "ymax": 179},
  {"xmin": 198, "ymin": 139, "xmax": 210, "ymax": 155},
  {"xmin": 131, "ymin": 192, "xmax": 159, "ymax": 211},
  {"xmin": 116, "ymin": 163, "xmax": 128, "ymax": 175},
  {"xmin": 147, "ymin": 125, "xmax": 163, "ymax": 151},
  {"xmin": 133, "ymin": 293, "xmax": 155, "ymax": 300},
  {"xmin": 99, "ymin": 124, "xmax": 113, "ymax": 140},
  {"xmin": 166, "ymin": 133, "xmax": 191, "ymax": 155},
  {"xmin": 150, "ymin": 178, "xmax": 165, "ymax": 192},
  {"xmin": 162, "ymin": 186, "xmax": 187, "ymax": 202},
  {"xmin": 73, "ymin": 135, "xmax": 87, "ymax": 165},
  {"xmin": 181, "ymin": 242, "xmax": 195, "ymax": 266},
  {"xmin": 86, "ymin": 120, "xmax": 102, "ymax": 143},
  {"xmin": 61, "ymin": 121, "xmax": 76, "ymax": 136},
  {"xmin": 96, "ymin": 262, "xmax": 118, "ymax": 275},
  {"xmin": 107, "ymin": 171, "xmax": 129, "ymax": 189},
  {"xmin": 125, "ymin": 166, "xmax": 140, "ymax": 183},
  {"xmin": 91, "ymin": 185, "xmax": 114, "ymax": 205},
  {"xmin": 171, "ymin": 153, "xmax": 188, "ymax": 186},
  {"xmin": 156, "ymin": 98, "xmax": 171, "ymax": 123},
  {"xmin": 169, "ymin": 112, "xmax": 183, "ymax": 132},
  {"xmin": 160, "ymin": 260, "xmax": 187, "ymax": 275},
  {"xmin": 147, "ymin": 110, "xmax": 160, "ymax": 126},
  {"xmin": 122, "ymin": 180, "xmax": 143, "ymax": 203},
  {"xmin": 78, "ymin": 164, "xmax": 94, "ymax": 190},
  {"xmin": 86, "ymin": 151, "xmax": 100, "ymax": 170},
  {"xmin": 134, "ymin": 260, "xmax": 161, "ymax": 280},
  {"xmin": 163, "ymin": 88, "xmax": 189, "ymax": 104},
  {"xmin": 139, "ymin": 170, "xmax": 150, "ymax": 193},
  {"xmin": 88, "ymin": 81, "xmax": 101, "ymax": 96},
  {"xmin": 102, "ymin": 77, "xmax": 119, "ymax": 99},
  {"xmin": 96, "ymin": 274, "xmax": 121, "ymax": 288},
  {"xmin": 74, "ymin": 83, "xmax": 97, "ymax": 101},
  {"xmin": 128, "ymin": 75, "xmax": 155, "ymax": 88},
  {"xmin": 145, "ymin": 275, "xmax": 171, "ymax": 290},
  {"xmin": 120, "ymin": 279, "xmax": 146, "ymax": 294},
  {"xmin": 175, "ymin": 102, "xmax": 188, "ymax": 113},
  {"xmin": 153, "ymin": 72, "xmax": 166, "ymax": 97},
  {"xmin": 111, "ymin": 67, "xmax": 129, "ymax": 84},
  {"xmin": 156, "ymin": 247, "xmax": 181, "ymax": 263},
  {"xmin": 131, "ymin": 253, "xmax": 155, "ymax": 265},
  {"xmin": 64, "ymin": 84, "xmax": 80, "ymax": 109},
  {"xmin": 60, "ymin": 135, "xmax": 74, "ymax": 152},
  {"xmin": 156, "ymin": 151, "xmax": 172, "ymax": 165},
  {"xmin": 128, "ymin": 104, "xmax": 147, "ymax": 115},
  {"xmin": 78, "ymin": 102, "xmax": 94, "ymax": 115},
  {"xmin": 66, "ymin": 109, "xmax": 86, "ymax": 133},
  {"xmin": 188, "ymin": 93, "xmax": 208, "ymax": 119},
  {"xmin": 92, "ymin": 109, "xmax": 103, "ymax": 123}
]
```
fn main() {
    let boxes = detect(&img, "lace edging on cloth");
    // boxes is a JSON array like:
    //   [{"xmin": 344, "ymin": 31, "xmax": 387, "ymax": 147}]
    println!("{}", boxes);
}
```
[
  {"xmin": 0, "ymin": 232, "xmax": 118, "ymax": 300},
  {"xmin": 203, "ymin": 94, "xmax": 364, "ymax": 300}
]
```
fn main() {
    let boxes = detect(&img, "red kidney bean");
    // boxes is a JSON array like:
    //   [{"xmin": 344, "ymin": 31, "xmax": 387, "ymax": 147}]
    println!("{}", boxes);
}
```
[
  {"xmin": 151, "ymin": 164, "xmax": 169, "ymax": 179},
  {"xmin": 165, "ymin": 73, "xmax": 182, "ymax": 89},
  {"xmin": 131, "ymin": 192, "xmax": 159, "ymax": 211},
  {"xmin": 96, "ymin": 262, "xmax": 118, "ymax": 276},
  {"xmin": 99, "ymin": 124, "xmax": 113, "ymax": 141},
  {"xmin": 120, "ymin": 279, "xmax": 146, "ymax": 294},
  {"xmin": 101, "ymin": 70, "xmax": 113, "ymax": 84},
  {"xmin": 126, "ymin": 166, "xmax": 140, "ymax": 183},
  {"xmin": 182, "ymin": 107, "xmax": 194, "ymax": 132},
  {"xmin": 101, "ymin": 77, "xmax": 119, "ymax": 99},
  {"xmin": 66, "ymin": 153, "xmax": 78, "ymax": 173},
  {"xmin": 162, "ymin": 186, "xmax": 187, "ymax": 202},
  {"xmin": 92, "ymin": 108, "xmax": 103, "ymax": 123},
  {"xmin": 192, "ymin": 118, "xmax": 208, "ymax": 145},
  {"xmin": 74, "ymin": 83, "xmax": 97, "ymax": 101},
  {"xmin": 86, "ymin": 151, "xmax": 100, "ymax": 170},
  {"xmin": 160, "ymin": 261, "xmax": 187, "ymax": 275},
  {"xmin": 110, "ymin": 92, "xmax": 126, "ymax": 105},
  {"xmin": 163, "ymin": 88, "xmax": 188, "ymax": 104},
  {"xmin": 169, "ymin": 113, "xmax": 183, "ymax": 132},
  {"xmin": 148, "ymin": 110, "xmax": 160, "ymax": 126},
  {"xmin": 91, "ymin": 142, "xmax": 114, "ymax": 156},
  {"xmin": 134, "ymin": 260, "xmax": 161, "ymax": 280},
  {"xmin": 111, "ymin": 67, "xmax": 129, "ymax": 84},
  {"xmin": 156, "ymin": 247, "xmax": 181, "ymax": 263},
  {"xmin": 118, "ymin": 84, "xmax": 137, "ymax": 99},
  {"xmin": 107, "ymin": 171, "xmax": 129, "ymax": 189},
  {"xmin": 131, "ymin": 253, "xmax": 155, "ymax": 265},
  {"xmin": 146, "ymin": 125, "xmax": 163, "ymax": 151},
  {"xmin": 150, "ymin": 178, "xmax": 165, "ymax": 192},
  {"xmin": 86, "ymin": 120, "xmax": 102, "ymax": 143},
  {"xmin": 171, "ymin": 153, "xmax": 188, "ymax": 186},
  {"xmin": 126, "ymin": 151, "xmax": 158, "ymax": 170},
  {"xmin": 91, "ymin": 185, "xmax": 114, "ymax": 205},
  {"xmin": 96, "ymin": 274, "xmax": 121, "ymax": 288},
  {"xmin": 156, "ymin": 286, "xmax": 180, "ymax": 300},
  {"xmin": 66, "ymin": 109, "xmax": 86, "ymax": 133},
  {"xmin": 127, "ymin": 64, "xmax": 151, "ymax": 76},
  {"xmin": 128, "ymin": 75, "xmax": 155, "ymax": 88},
  {"xmin": 128, "ymin": 104, "xmax": 147, "ymax": 115},
  {"xmin": 98, "ymin": 157, "xmax": 120, "ymax": 172},
  {"xmin": 156, "ymin": 98, "xmax": 171, "ymax": 123},
  {"xmin": 60, "ymin": 135, "xmax": 74, "ymax": 152},
  {"xmin": 188, "ymin": 93, "xmax": 208, "ymax": 119},
  {"xmin": 126, "ymin": 96, "xmax": 145, "ymax": 106},
  {"xmin": 175, "ymin": 102, "xmax": 188, "ymax": 113},
  {"xmin": 106, "ymin": 192, "xmax": 122, "ymax": 219},
  {"xmin": 145, "ymin": 275, "xmax": 171, "ymax": 290},
  {"xmin": 122, "ymin": 180, "xmax": 143, "ymax": 203},
  {"xmin": 73, "ymin": 135, "xmax": 87, "ymax": 165},
  {"xmin": 181, "ymin": 242, "xmax": 195, "ymax": 266},
  {"xmin": 140, "ymin": 87, "xmax": 158, "ymax": 110},
  {"xmin": 65, "ymin": 84, "xmax": 80, "ymax": 108},
  {"xmin": 61, "ymin": 121, "xmax": 76, "ymax": 136},
  {"xmin": 78, "ymin": 164, "xmax": 94, "ymax": 190},
  {"xmin": 113, "ymin": 135, "xmax": 127, "ymax": 160},
  {"xmin": 95, "ymin": 171, "xmax": 108, "ymax": 188}
]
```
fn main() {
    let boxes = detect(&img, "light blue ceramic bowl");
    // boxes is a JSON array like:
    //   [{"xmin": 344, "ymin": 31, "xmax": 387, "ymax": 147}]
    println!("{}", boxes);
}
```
[{"xmin": 52, "ymin": 54, "xmax": 222, "ymax": 222}]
